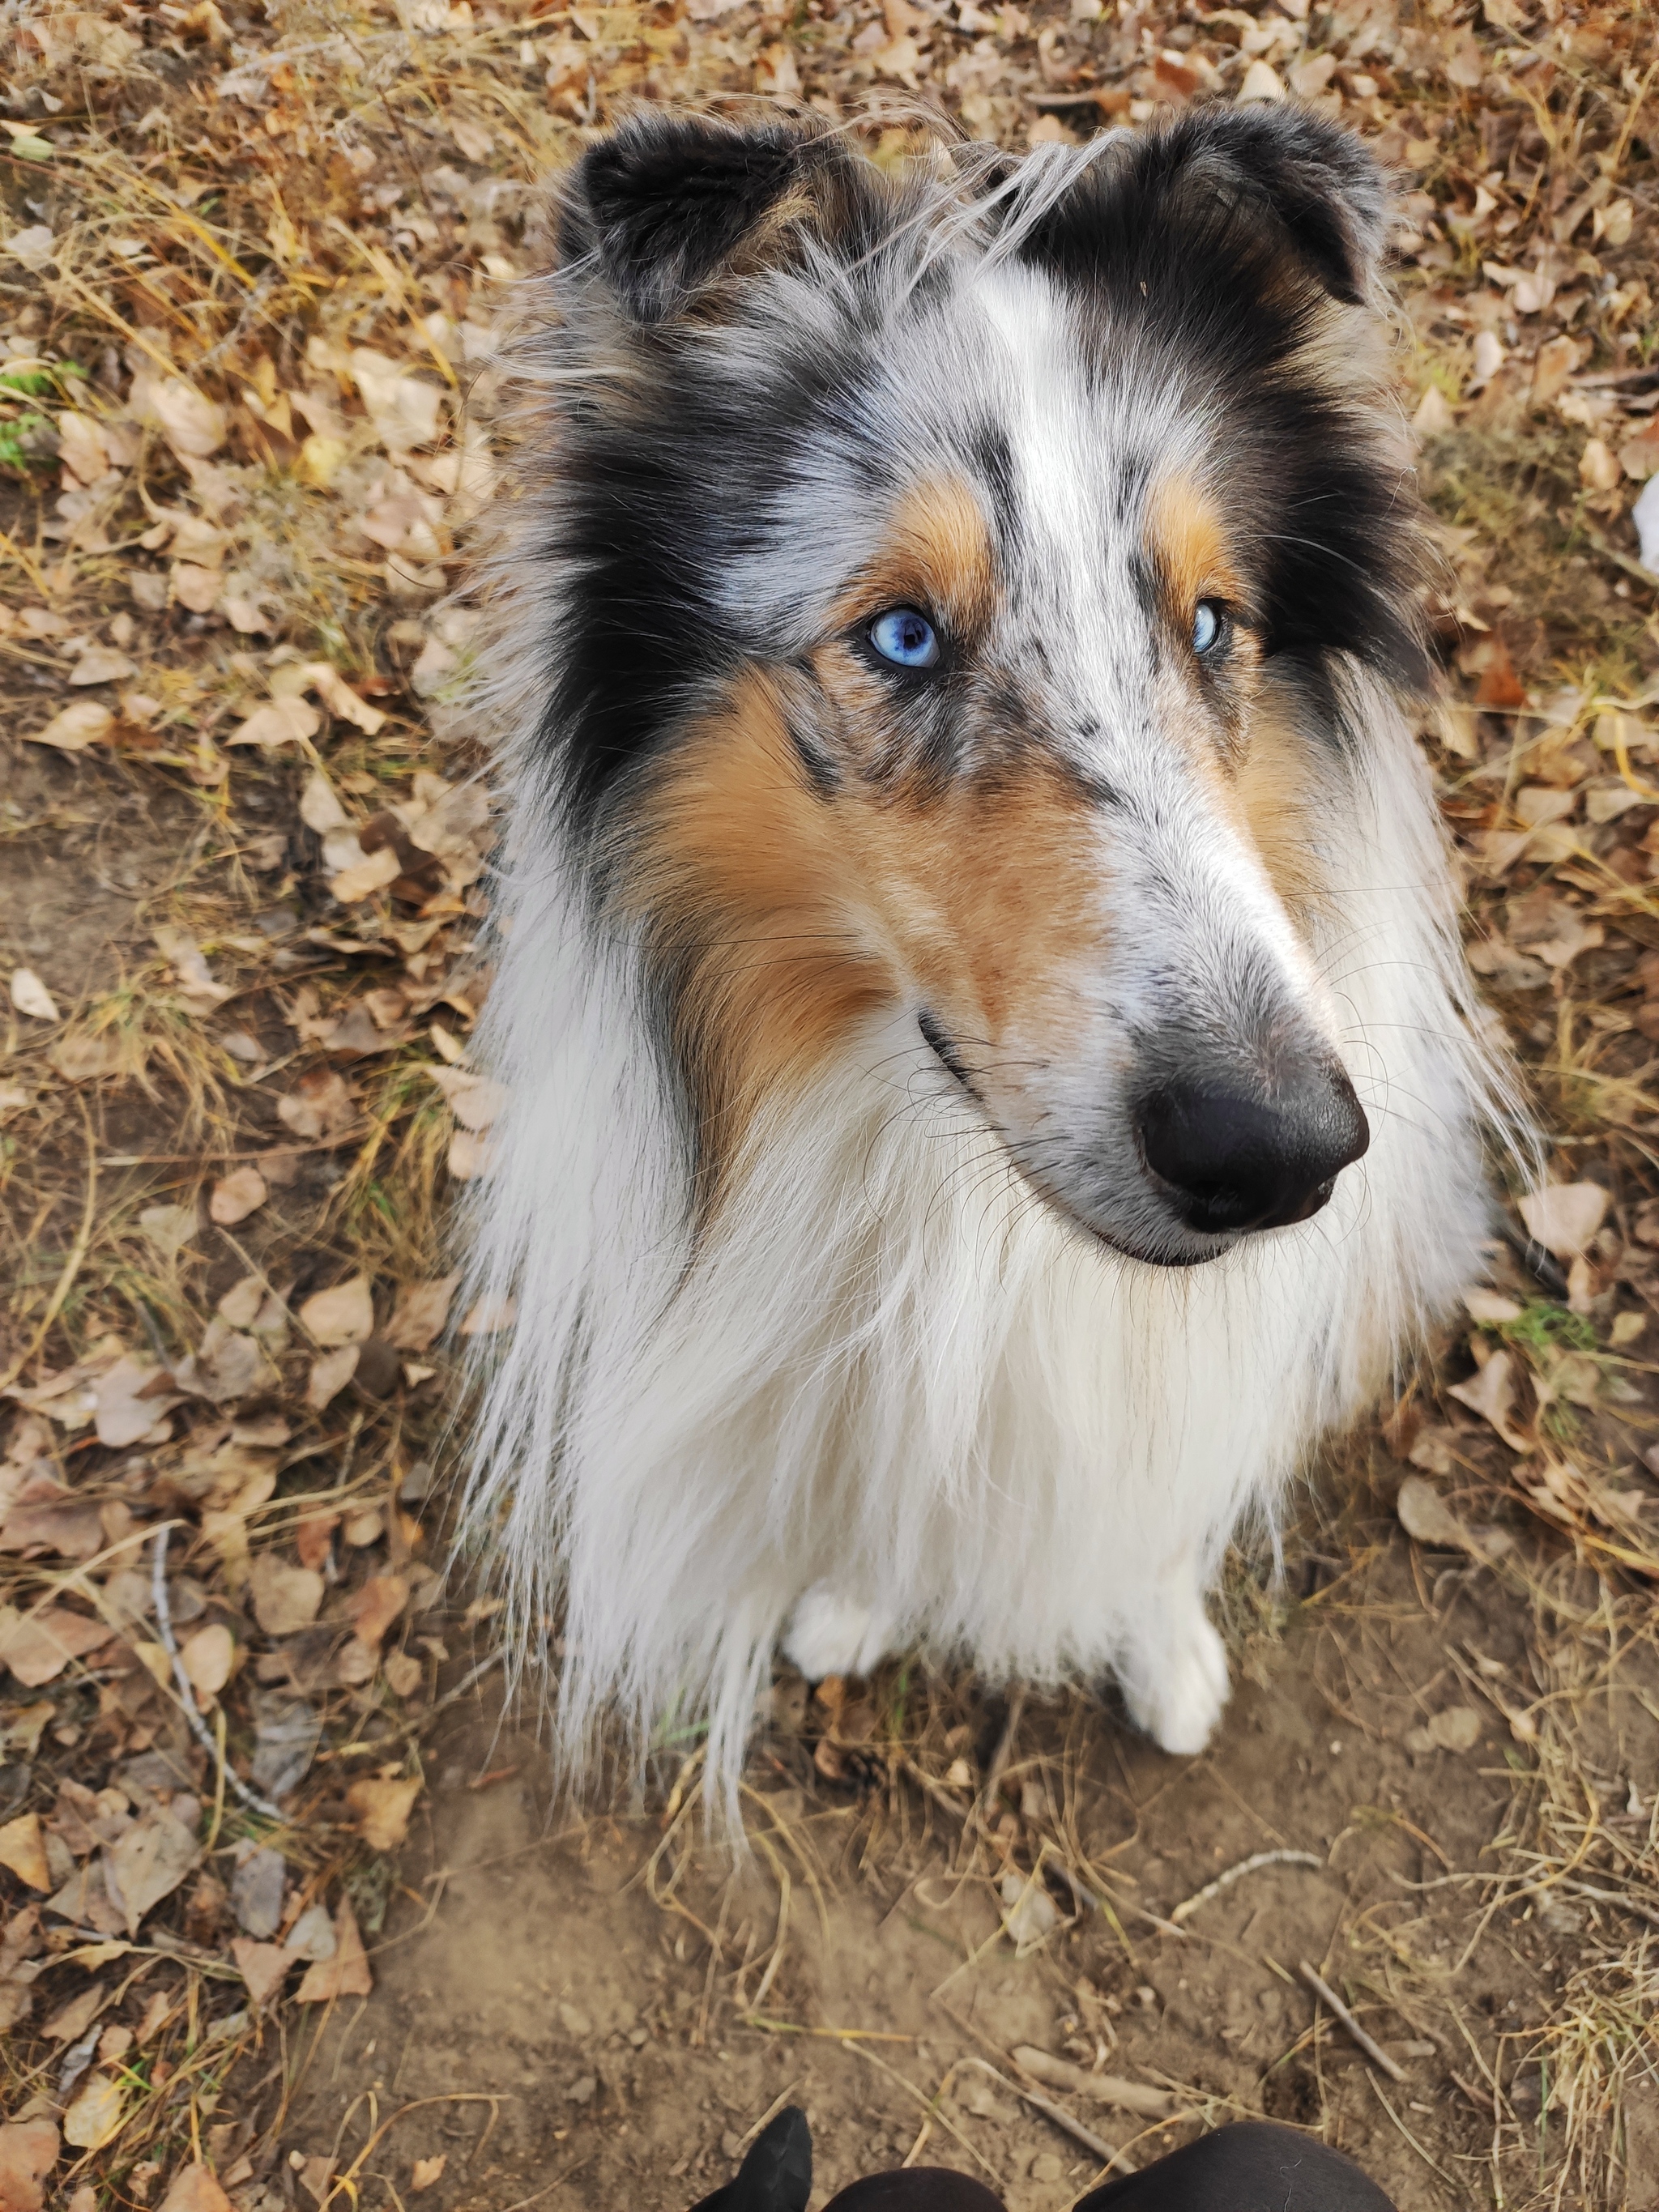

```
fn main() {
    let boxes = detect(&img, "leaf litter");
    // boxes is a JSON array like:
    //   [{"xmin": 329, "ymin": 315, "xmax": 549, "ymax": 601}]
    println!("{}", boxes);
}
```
[{"xmin": 0, "ymin": 0, "xmax": 1655, "ymax": 2208}]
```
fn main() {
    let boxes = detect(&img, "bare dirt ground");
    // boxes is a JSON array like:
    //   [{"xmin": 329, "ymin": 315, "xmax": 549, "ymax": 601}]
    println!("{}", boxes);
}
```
[{"xmin": 2, "ymin": 4, "xmax": 1658, "ymax": 2212}]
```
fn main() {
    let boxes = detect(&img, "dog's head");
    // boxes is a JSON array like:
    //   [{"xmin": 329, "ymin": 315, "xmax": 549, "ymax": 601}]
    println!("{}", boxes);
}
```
[{"xmin": 532, "ymin": 109, "xmax": 1425, "ymax": 1265}]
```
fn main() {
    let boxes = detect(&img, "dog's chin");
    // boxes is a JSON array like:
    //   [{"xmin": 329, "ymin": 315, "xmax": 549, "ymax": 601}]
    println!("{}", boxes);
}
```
[{"xmin": 998, "ymin": 1144, "xmax": 1236, "ymax": 1269}]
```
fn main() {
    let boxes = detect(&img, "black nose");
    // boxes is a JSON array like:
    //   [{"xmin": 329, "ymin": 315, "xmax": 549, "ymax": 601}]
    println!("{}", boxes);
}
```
[{"xmin": 1137, "ymin": 1066, "xmax": 1369, "ymax": 1234}]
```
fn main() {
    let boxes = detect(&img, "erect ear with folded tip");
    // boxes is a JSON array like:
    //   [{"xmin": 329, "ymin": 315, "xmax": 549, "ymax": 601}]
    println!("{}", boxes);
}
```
[
  {"xmin": 558, "ymin": 113, "xmax": 832, "ymax": 325},
  {"xmin": 689, "ymin": 2105, "xmax": 812, "ymax": 2212},
  {"xmin": 1172, "ymin": 103, "xmax": 1392, "ymax": 305}
]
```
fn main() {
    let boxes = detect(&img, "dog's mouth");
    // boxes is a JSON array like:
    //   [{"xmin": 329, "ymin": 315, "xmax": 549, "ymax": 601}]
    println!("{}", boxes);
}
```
[{"xmin": 916, "ymin": 1008, "xmax": 1235, "ymax": 1269}]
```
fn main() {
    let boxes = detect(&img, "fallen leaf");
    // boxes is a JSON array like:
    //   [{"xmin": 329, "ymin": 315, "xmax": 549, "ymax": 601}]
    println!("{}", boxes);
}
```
[
  {"xmin": 229, "ymin": 1844, "xmax": 286, "ymax": 1938},
  {"xmin": 352, "ymin": 351, "xmax": 444, "ymax": 453},
  {"xmin": 0, "ymin": 1495, "xmax": 104, "ymax": 1559},
  {"xmin": 285, "ymin": 1901, "xmax": 337, "ymax": 1962},
  {"xmin": 249, "ymin": 1690, "xmax": 321, "ymax": 1799},
  {"xmin": 225, "ymin": 697, "xmax": 322, "ymax": 749},
  {"xmin": 62, "ymin": 2074, "xmax": 122, "ymax": 2152},
  {"xmin": 94, "ymin": 1355, "xmax": 184, "ymax": 1450},
  {"xmin": 0, "ymin": 2122, "xmax": 58, "ymax": 2212},
  {"xmin": 425, "ymin": 1066, "xmax": 505, "ymax": 1131},
  {"xmin": 276, "ymin": 1068, "xmax": 356, "ymax": 1141},
  {"xmin": 27, "ymin": 700, "xmax": 114, "ymax": 752},
  {"xmin": 209, "ymin": 1166, "xmax": 267, "ymax": 1226},
  {"xmin": 348, "ymin": 1575, "xmax": 408, "ymax": 1652},
  {"xmin": 156, "ymin": 2167, "xmax": 234, "ymax": 2212},
  {"xmin": 331, "ymin": 846, "xmax": 401, "ymax": 903},
  {"xmin": 247, "ymin": 1556, "xmax": 324, "ymax": 1635},
  {"xmin": 0, "ymin": 1606, "xmax": 114, "ymax": 1687},
  {"xmin": 305, "ymin": 1345, "xmax": 360, "ymax": 1411},
  {"xmin": 178, "ymin": 1623, "xmax": 234, "ymax": 1700},
  {"xmin": 10, "ymin": 970, "xmax": 58, "ymax": 1021},
  {"xmin": 1519, "ymin": 1183, "xmax": 1608, "ymax": 1259},
  {"xmin": 460, "ymin": 1294, "xmax": 515, "ymax": 1336},
  {"xmin": 346, "ymin": 1775, "xmax": 420, "ymax": 1852},
  {"xmin": 1447, "ymin": 1349, "xmax": 1529, "ymax": 1451},
  {"xmin": 129, "ymin": 372, "xmax": 227, "ymax": 458},
  {"xmin": 44, "ymin": 1984, "xmax": 107, "ymax": 2042},
  {"xmin": 1405, "ymin": 1706, "xmax": 1483, "ymax": 1755},
  {"xmin": 299, "ymin": 1276, "xmax": 374, "ymax": 1346},
  {"xmin": 383, "ymin": 1650, "xmax": 423, "ymax": 1697},
  {"xmin": 69, "ymin": 646, "xmax": 138, "ymax": 687},
  {"xmin": 1236, "ymin": 58, "xmax": 1284, "ymax": 100},
  {"xmin": 385, "ymin": 1275, "xmax": 459, "ymax": 1353},
  {"xmin": 1397, "ymin": 1473, "xmax": 1471, "ymax": 1549},
  {"xmin": 0, "ymin": 1813, "xmax": 49, "ymax": 1890},
  {"xmin": 230, "ymin": 1937, "xmax": 294, "ymax": 2008},
  {"xmin": 410, "ymin": 2156, "xmax": 446, "ymax": 2193},
  {"xmin": 296, "ymin": 1899, "xmax": 372, "ymax": 2001},
  {"xmin": 104, "ymin": 1808, "xmax": 202, "ymax": 1936},
  {"xmin": 171, "ymin": 562, "xmax": 221, "ymax": 615},
  {"xmin": 138, "ymin": 1204, "xmax": 198, "ymax": 1262}
]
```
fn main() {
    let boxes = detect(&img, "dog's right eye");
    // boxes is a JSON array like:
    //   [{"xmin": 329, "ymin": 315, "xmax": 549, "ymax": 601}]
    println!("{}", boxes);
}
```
[{"xmin": 868, "ymin": 607, "xmax": 940, "ymax": 670}]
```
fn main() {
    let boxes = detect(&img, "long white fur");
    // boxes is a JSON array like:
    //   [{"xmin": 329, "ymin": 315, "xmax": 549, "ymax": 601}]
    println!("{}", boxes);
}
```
[{"xmin": 457, "ymin": 160, "xmax": 1521, "ymax": 1819}]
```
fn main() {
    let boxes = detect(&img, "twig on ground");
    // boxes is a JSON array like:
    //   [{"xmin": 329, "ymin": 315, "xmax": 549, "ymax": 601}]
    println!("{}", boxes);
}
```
[
  {"xmin": 1169, "ymin": 1849, "xmax": 1324, "ymax": 1924},
  {"xmin": 959, "ymin": 2057, "xmax": 1137, "ymax": 2176},
  {"xmin": 1010, "ymin": 2047, "xmax": 1174, "ymax": 2119},
  {"xmin": 152, "ymin": 1524, "xmax": 286, "ymax": 1822},
  {"xmin": 1299, "ymin": 1962, "xmax": 1406, "ymax": 2083}
]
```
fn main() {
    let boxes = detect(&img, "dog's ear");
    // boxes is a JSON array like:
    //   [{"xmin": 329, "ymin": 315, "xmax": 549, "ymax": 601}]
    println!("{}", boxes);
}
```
[
  {"xmin": 559, "ymin": 114, "xmax": 830, "ymax": 325},
  {"xmin": 1015, "ymin": 107, "xmax": 1389, "ymax": 309},
  {"xmin": 1171, "ymin": 104, "xmax": 1390, "ymax": 306},
  {"xmin": 688, "ymin": 2107, "xmax": 812, "ymax": 2212}
]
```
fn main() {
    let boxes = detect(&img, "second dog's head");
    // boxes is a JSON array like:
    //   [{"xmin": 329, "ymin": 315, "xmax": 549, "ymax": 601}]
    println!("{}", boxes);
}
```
[{"xmin": 517, "ymin": 108, "xmax": 1424, "ymax": 1266}]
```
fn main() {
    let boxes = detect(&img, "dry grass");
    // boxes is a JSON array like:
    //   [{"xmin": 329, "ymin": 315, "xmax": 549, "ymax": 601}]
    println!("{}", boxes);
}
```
[{"xmin": 2, "ymin": 0, "xmax": 1657, "ymax": 2207}]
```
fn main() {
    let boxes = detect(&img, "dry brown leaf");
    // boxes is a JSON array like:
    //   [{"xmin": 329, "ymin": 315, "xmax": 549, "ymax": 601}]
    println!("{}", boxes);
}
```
[
  {"xmin": 129, "ymin": 372, "xmax": 227, "ymax": 458},
  {"xmin": 27, "ymin": 700, "xmax": 114, "ymax": 753},
  {"xmin": 346, "ymin": 1775, "xmax": 420, "ymax": 1852},
  {"xmin": 51, "ymin": 1029, "xmax": 127, "ymax": 1082},
  {"xmin": 1519, "ymin": 1183, "xmax": 1608, "ymax": 1259},
  {"xmin": 299, "ymin": 1276, "xmax": 375, "ymax": 1346},
  {"xmin": 0, "ymin": 1813, "xmax": 50, "ymax": 1891},
  {"xmin": 295, "ymin": 1511, "xmax": 339, "ymax": 1571},
  {"xmin": 94, "ymin": 1356, "xmax": 184, "ymax": 1450},
  {"xmin": 426, "ymin": 1065, "xmax": 505, "ymax": 1130},
  {"xmin": 104, "ymin": 1808, "xmax": 202, "ymax": 1937},
  {"xmin": 62, "ymin": 2075, "xmax": 122, "ymax": 2153},
  {"xmin": 276, "ymin": 1067, "xmax": 356, "ymax": 1141},
  {"xmin": 383, "ymin": 1650, "xmax": 424, "ymax": 1698},
  {"xmin": 295, "ymin": 1899, "xmax": 372, "ymax": 2001},
  {"xmin": 348, "ymin": 1574, "xmax": 408, "ymax": 1652},
  {"xmin": 0, "ymin": 1605, "xmax": 114, "ymax": 1687},
  {"xmin": 0, "ymin": 2122, "xmax": 59, "ymax": 2212},
  {"xmin": 385, "ymin": 1275, "xmax": 460, "ymax": 1353},
  {"xmin": 226, "ymin": 697, "xmax": 322, "ymax": 749},
  {"xmin": 460, "ymin": 1294, "xmax": 515, "ymax": 1336},
  {"xmin": 69, "ymin": 646, "xmax": 138, "ymax": 687},
  {"xmin": 1447, "ymin": 1349, "xmax": 1530, "ymax": 1451},
  {"xmin": 178, "ymin": 1623, "xmax": 234, "ymax": 1700},
  {"xmin": 305, "ymin": 1345, "xmax": 360, "ymax": 1412},
  {"xmin": 247, "ymin": 1557, "xmax": 324, "ymax": 1635},
  {"xmin": 230, "ymin": 1937, "xmax": 294, "ymax": 2008},
  {"xmin": 410, "ymin": 2157, "xmax": 446, "ymax": 2193},
  {"xmin": 156, "ymin": 2167, "xmax": 234, "ymax": 2212},
  {"xmin": 208, "ymin": 1165, "xmax": 267, "ymax": 1226}
]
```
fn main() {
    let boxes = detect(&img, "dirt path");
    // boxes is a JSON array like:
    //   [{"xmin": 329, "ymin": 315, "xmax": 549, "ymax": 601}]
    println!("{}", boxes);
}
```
[{"xmin": 273, "ymin": 1518, "xmax": 1657, "ymax": 2212}]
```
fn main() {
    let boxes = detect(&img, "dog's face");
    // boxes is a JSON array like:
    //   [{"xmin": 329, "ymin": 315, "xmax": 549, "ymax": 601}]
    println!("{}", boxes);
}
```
[{"xmin": 539, "ymin": 113, "xmax": 1427, "ymax": 1265}]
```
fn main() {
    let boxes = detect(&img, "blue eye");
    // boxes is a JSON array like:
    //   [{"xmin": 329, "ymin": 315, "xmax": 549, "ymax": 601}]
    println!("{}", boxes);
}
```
[
  {"xmin": 869, "ymin": 607, "xmax": 940, "ymax": 669},
  {"xmin": 1192, "ymin": 601, "xmax": 1222, "ymax": 655}
]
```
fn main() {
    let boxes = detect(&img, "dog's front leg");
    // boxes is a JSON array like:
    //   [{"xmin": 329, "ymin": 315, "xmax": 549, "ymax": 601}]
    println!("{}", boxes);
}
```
[
  {"xmin": 1115, "ymin": 1554, "xmax": 1230, "ymax": 1757},
  {"xmin": 780, "ymin": 1582, "xmax": 897, "ymax": 1683}
]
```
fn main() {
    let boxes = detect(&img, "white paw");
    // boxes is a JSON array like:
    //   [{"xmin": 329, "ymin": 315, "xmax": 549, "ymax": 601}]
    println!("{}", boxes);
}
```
[
  {"xmin": 1119, "ymin": 1608, "xmax": 1230, "ymax": 1757},
  {"xmin": 781, "ymin": 1584, "xmax": 889, "ymax": 1681}
]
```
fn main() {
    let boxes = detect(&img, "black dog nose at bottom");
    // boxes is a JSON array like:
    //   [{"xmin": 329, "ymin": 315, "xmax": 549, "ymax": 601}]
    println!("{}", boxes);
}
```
[{"xmin": 1137, "ymin": 1065, "xmax": 1370, "ymax": 1235}]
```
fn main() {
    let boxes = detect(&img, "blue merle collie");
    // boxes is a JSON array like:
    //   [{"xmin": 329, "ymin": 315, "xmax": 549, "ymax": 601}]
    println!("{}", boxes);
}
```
[{"xmin": 458, "ymin": 104, "xmax": 1515, "ymax": 1805}]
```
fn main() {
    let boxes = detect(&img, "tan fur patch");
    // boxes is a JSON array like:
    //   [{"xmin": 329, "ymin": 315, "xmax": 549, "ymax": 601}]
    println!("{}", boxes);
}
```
[
  {"xmin": 626, "ymin": 663, "xmax": 1107, "ymax": 1220},
  {"xmin": 1233, "ymin": 696, "xmax": 1333, "ymax": 927},
  {"xmin": 831, "ymin": 474, "xmax": 996, "ymax": 638},
  {"xmin": 1145, "ymin": 473, "xmax": 1246, "ymax": 624}
]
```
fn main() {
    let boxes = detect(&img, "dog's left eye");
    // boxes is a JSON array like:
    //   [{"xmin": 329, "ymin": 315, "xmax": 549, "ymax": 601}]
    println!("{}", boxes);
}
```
[
  {"xmin": 1192, "ymin": 601, "xmax": 1224, "ymax": 656},
  {"xmin": 869, "ymin": 607, "xmax": 940, "ymax": 669}
]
